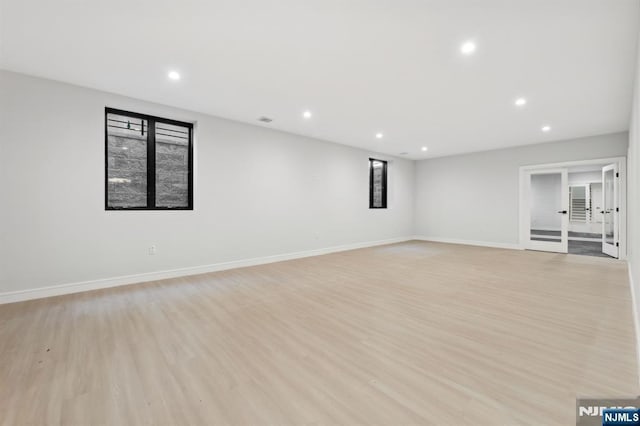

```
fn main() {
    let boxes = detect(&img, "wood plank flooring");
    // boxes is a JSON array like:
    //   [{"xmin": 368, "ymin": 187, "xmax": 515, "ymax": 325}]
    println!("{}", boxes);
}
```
[{"xmin": 0, "ymin": 241, "xmax": 637, "ymax": 425}]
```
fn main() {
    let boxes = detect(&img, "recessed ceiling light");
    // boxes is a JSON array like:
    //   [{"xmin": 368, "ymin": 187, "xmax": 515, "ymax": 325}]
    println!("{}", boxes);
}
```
[
  {"xmin": 168, "ymin": 71, "xmax": 181, "ymax": 81},
  {"xmin": 421, "ymin": 146, "xmax": 428, "ymax": 152},
  {"xmin": 375, "ymin": 133, "xmax": 384, "ymax": 139},
  {"xmin": 303, "ymin": 110, "xmax": 312, "ymax": 119},
  {"xmin": 542, "ymin": 125, "xmax": 551, "ymax": 132},
  {"xmin": 514, "ymin": 97, "xmax": 527, "ymax": 107},
  {"xmin": 460, "ymin": 41, "xmax": 477, "ymax": 55}
]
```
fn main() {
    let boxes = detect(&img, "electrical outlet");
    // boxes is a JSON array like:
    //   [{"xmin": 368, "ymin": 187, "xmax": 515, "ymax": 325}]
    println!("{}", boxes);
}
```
[{"xmin": 149, "ymin": 245, "xmax": 156, "ymax": 255}]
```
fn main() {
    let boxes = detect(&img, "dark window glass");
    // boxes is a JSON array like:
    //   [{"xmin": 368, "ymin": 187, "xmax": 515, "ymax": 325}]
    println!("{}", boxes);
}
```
[
  {"xmin": 105, "ymin": 108, "xmax": 193, "ymax": 210},
  {"xmin": 106, "ymin": 114, "xmax": 148, "ymax": 208},
  {"xmin": 155, "ymin": 122, "xmax": 190, "ymax": 208},
  {"xmin": 369, "ymin": 158, "xmax": 387, "ymax": 209}
]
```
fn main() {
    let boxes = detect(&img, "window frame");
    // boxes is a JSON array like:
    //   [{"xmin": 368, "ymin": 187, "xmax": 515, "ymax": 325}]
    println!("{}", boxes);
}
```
[
  {"xmin": 369, "ymin": 158, "xmax": 388, "ymax": 209},
  {"xmin": 105, "ymin": 107, "xmax": 194, "ymax": 211}
]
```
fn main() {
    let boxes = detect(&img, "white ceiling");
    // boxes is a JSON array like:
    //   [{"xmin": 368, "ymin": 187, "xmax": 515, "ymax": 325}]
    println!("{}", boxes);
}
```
[{"xmin": 1, "ymin": 0, "xmax": 638, "ymax": 159}]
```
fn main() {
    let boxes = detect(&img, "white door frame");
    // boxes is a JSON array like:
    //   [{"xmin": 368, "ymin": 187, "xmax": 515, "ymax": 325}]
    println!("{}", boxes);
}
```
[{"xmin": 518, "ymin": 156, "xmax": 627, "ymax": 260}]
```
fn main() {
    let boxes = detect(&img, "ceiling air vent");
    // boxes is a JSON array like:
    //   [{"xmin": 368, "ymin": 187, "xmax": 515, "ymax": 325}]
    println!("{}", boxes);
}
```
[{"xmin": 258, "ymin": 116, "xmax": 273, "ymax": 123}]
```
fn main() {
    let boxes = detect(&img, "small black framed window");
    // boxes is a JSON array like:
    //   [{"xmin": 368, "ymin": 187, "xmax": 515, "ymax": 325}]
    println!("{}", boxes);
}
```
[
  {"xmin": 369, "ymin": 158, "xmax": 387, "ymax": 209},
  {"xmin": 105, "ymin": 108, "xmax": 193, "ymax": 210}
]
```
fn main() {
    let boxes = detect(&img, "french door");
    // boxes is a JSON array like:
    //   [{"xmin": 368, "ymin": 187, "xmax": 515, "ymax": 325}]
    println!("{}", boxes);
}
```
[
  {"xmin": 526, "ymin": 168, "xmax": 569, "ymax": 253},
  {"xmin": 602, "ymin": 164, "xmax": 619, "ymax": 258}
]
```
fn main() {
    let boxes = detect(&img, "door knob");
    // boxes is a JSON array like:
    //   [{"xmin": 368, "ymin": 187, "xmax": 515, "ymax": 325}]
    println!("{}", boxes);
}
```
[{"xmin": 557, "ymin": 210, "xmax": 567, "ymax": 214}]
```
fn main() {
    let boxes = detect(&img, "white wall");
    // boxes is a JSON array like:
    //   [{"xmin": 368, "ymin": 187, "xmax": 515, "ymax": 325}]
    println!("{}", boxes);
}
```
[
  {"xmin": 0, "ymin": 71, "xmax": 415, "ymax": 296},
  {"xmin": 414, "ymin": 133, "xmax": 628, "ymax": 246},
  {"xmin": 628, "ymin": 26, "xmax": 640, "ymax": 372},
  {"xmin": 568, "ymin": 171, "xmax": 602, "ymax": 185}
]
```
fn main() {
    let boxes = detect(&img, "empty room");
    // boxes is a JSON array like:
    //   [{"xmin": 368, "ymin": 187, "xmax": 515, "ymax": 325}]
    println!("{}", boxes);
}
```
[{"xmin": 2, "ymin": 0, "xmax": 640, "ymax": 424}]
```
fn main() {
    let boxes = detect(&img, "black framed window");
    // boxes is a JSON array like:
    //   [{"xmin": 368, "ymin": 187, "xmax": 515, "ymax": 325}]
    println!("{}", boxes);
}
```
[
  {"xmin": 105, "ymin": 108, "xmax": 193, "ymax": 210},
  {"xmin": 369, "ymin": 158, "xmax": 387, "ymax": 209}
]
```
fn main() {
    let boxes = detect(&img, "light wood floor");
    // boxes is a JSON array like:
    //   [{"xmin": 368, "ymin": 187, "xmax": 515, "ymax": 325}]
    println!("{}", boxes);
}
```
[{"xmin": 0, "ymin": 241, "xmax": 637, "ymax": 425}]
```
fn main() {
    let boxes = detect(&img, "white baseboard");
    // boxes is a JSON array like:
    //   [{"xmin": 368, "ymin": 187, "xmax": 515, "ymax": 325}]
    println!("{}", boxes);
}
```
[
  {"xmin": 627, "ymin": 264, "xmax": 640, "ymax": 386},
  {"xmin": 0, "ymin": 236, "xmax": 413, "ymax": 305},
  {"xmin": 413, "ymin": 235, "xmax": 523, "ymax": 250}
]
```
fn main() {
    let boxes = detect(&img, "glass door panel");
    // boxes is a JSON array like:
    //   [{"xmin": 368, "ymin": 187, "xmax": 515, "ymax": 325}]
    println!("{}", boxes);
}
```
[
  {"xmin": 602, "ymin": 164, "xmax": 618, "ymax": 258},
  {"xmin": 527, "ymin": 169, "xmax": 568, "ymax": 253}
]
